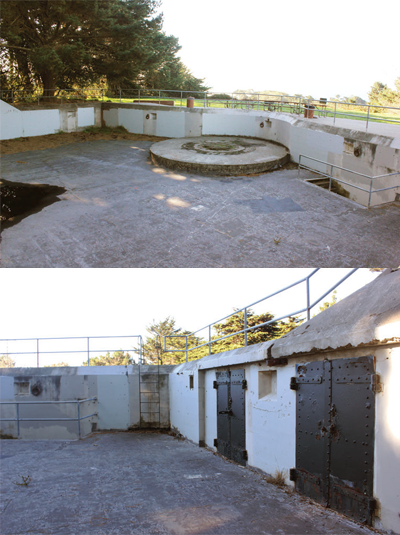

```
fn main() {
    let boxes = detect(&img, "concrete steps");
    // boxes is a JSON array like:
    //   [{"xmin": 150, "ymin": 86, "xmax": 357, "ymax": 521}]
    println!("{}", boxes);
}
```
[{"xmin": 305, "ymin": 177, "xmax": 330, "ymax": 189}]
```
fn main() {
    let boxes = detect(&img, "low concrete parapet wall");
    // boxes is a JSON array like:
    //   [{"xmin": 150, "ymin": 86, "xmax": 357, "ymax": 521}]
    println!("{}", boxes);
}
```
[
  {"xmin": 0, "ymin": 365, "xmax": 175, "ymax": 439},
  {"xmin": 102, "ymin": 103, "xmax": 400, "ymax": 206},
  {"xmin": 0, "ymin": 100, "xmax": 102, "ymax": 140}
]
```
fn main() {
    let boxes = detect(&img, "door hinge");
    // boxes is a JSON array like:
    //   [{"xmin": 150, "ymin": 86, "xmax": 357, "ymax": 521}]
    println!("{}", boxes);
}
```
[
  {"xmin": 289, "ymin": 468, "xmax": 297, "ymax": 481},
  {"xmin": 242, "ymin": 379, "xmax": 247, "ymax": 390},
  {"xmin": 213, "ymin": 380, "xmax": 218, "ymax": 389},
  {"xmin": 214, "ymin": 438, "xmax": 218, "ymax": 448},
  {"xmin": 371, "ymin": 374, "xmax": 383, "ymax": 393},
  {"xmin": 290, "ymin": 377, "xmax": 298, "ymax": 390}
]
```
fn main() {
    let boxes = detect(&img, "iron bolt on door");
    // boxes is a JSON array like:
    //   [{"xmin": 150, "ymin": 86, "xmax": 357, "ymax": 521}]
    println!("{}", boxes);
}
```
[{"xmin": 214, "ymin": 369, "xmax": 247, "ymax": 465}]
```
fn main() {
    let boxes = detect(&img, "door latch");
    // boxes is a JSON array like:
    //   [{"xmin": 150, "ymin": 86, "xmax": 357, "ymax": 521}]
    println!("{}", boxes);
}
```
[{"xmin": 218, "ymin": 410, "xmax": 233, "ymax": 415}]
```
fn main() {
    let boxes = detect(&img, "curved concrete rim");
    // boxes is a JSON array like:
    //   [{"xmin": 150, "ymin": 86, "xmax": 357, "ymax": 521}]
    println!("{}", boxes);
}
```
[{"xmin": 150, "ymin": 136, "xmax": 290, "ymax": 176}]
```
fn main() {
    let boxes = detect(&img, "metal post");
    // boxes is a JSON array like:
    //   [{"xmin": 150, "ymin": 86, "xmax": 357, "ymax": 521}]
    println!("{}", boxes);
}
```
[
  {"xmin": 281, "ymin": 95, "xmax": 283, "ymax": 112},
  {"xmin": 87, "ymin": 338, "xmax": 90, "ymax": 366},
  {"xmin": 138, "ymin": 89, "xmax": 140, "ymax": 103},
  {"xmin": 119, "ymin": 88, "xmax": 122, "ymax": 103},
  {"xmin": 16, "ymin": 403, "xmax": 20, "ymax": 439},
  {"xmin": 77, "ymin": 402, "xmax": 81, "ymax": 439},
  {"xmin": 368, "ymin": 178, "xmax": 373, "ymax": 208},
  {"xmin": 298, "ymin": 155, "xmax": 301, "ymax": 179},
  {"xmin": 329, "ymin": 164, "xmax": 333, "ymax": 191},
  {"xmin": 306, "ymin": 277, "xmax": 311, "ymax": 321},
  {"xmin": 257, "ymin": 93, "xmax": 260, "ymax": 111},
  {"xmin": 185, "ymin": 336, "xmax": 188, "ymax": 363},
  {"xmin": 180, "ymin": 91, "xmax": 183, "ymax": 107},
  {"xmin": 334, "ymin": 102, "xmax": 337, "ymax": 125},
  {"xmin": 37, "ymin": 339, "xmax": 39, "ymax": 367},
  {"xmin": 12, "ymin": 90, "xmax": 14, "ymax": 104},
  {"xmin": 158, "ymin": 90, "xmax": 161, "ymax": 105},
  {"xmin": 366, "ymin": 105, "xmax": 370, "ymax": 132},
  {"xmin": 208, "ymin": 325, "xmax": 212, "ymax": 356},
  {"xmin": 244, "ymin": 308, "xmax": 248, "ymax": 346},
  {"xmin": 204, "ymin": 92, "xmax": 206, "ymax": 108}
]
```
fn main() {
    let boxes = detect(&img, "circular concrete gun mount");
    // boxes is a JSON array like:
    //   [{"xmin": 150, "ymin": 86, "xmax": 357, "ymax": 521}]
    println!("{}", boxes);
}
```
[{"xmin": 150, "ymin": 136, "xmax": 290, "ymax": 176}]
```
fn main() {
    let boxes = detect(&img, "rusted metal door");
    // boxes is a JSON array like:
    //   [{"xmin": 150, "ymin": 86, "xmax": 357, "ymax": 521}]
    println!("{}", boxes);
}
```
[
  {"xmin": 214, "ymin": 369, "xmax": 247, "ymax": 466},
  {"xmin": 290, "ymin": 356, "xmax": 377, "ymax": 525}
]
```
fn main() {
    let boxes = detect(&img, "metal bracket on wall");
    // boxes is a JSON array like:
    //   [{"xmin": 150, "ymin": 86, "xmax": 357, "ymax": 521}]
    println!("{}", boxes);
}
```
[
  {"xmin": 290, "ymin": 377, "xmax": 299, "ymax": 390},
  {"xmin": 371, "ymin": 374, "xmax": 383, "ymax": 393}
]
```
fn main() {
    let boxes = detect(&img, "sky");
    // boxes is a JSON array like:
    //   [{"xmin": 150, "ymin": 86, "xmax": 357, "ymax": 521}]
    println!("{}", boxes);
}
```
[
  {"xmin": 157, "ymin": 0, "xmax": 399, "ymax": 100},
  {"xmin": 1, "ymin": 268, "xmax": 380, "ymax": 367}
]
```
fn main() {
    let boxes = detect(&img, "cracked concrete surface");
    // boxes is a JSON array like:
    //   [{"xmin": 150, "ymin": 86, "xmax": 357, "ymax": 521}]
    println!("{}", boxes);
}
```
[
  {"xmin": 1, "ymin": 139, "xmax": 399, "ymax": 268},
  {"xmin": 0, "ymin": 432, "xmax": 380, "ymax": 534}
]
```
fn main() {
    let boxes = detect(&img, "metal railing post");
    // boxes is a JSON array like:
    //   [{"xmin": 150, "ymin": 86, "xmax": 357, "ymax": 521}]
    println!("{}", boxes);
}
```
[
  {"xmin": 119, "ymin": 88, "xmax": 122, "ymax": 103},
  {"xmin": 204, "ymin": 92, "xmax": 206, "ymax": 108},
  {"xmin": 208, "ymin": 325, "xmax": 212, "ymax": 356},
  {"xmin": 366, "ymin": 105, "xmax": 370, "ymax": 132},
  {"xmin": 306, "ymin": 276, "xmax": 311, "ymax": 321},
  {"xmin": 368, "ymin": 178, "xmax": 373, "ymax": 208},
  {"xmin": 37, "ymin": 339, "xmax": 39, "ymax": 367},
  {"xmin": 281, "ymin": 95, "xmax": 283, "ymax": 112},
  {"xmin": 16, "ymin": 403, "xmax": 20, "ymax": 439},
  {"xmin": 244, "ymin": 308, "xmax": 248, "ymax": 346},
  {"xmin": 77, "ymin": 402, "xmax": 81, "ymax": 439},
  {"xmin": 158, "ymin": 90, "xmax": 161, "ymax": 105},
  {"xmin": 334, "ymin": 102, "xmax": 337, "ymax": 125},
  {"xmin": 257, "ymin": 93, "xmax": 260, "ymax": 111},
  {"xmin": 298, "ymin": 155, "xmax": 302, "ymax": 179},
  {"xmin": 180, "ymin": 91, "xmax": 183, "ymax": 107},
  {"xmin": 329, "ymin": 164, "xmax": 334, "ymax": 191},
  {"xmin": 185, "ymin": 336, "xmax": 188, "ymax": 362},
  {"xmin": 87, "ymin": 337, "xmax": 90, "ymax": 366},
  {"xmin": 138, "ymin": 89, "xmax": 141, "ymax": 103},
  {"xmin": 12, "ymin": 90, "xmax": 14, "ymax": 104}
]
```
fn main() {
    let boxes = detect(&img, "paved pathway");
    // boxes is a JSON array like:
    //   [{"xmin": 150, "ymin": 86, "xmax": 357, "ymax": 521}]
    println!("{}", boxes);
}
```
[
  {"xmin": 0, "ymin": 432, "xmax": 379, "ymax": 534},
  {"xmin": 1, "ymin": 139, "xmax": 399, "ymax": 267}
]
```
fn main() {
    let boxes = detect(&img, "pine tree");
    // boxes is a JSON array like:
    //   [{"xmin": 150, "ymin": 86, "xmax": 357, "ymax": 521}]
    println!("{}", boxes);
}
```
[
  {"xmin": 0, "ymin": 0, "xmax": 190, "ymax": 95},
  {"xmin": 84, "ymin": 350, "xmax": 134, "ymax": 366}
]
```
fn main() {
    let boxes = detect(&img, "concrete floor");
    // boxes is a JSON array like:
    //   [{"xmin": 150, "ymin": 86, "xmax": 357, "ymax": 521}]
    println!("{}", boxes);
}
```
[
  {"xmin": 0, "ymin": 432, "xmax": 379, "ymax": 535},
  {"xmin": 1, "ymin": 139, "xmax": 399, "ymax": 268}
]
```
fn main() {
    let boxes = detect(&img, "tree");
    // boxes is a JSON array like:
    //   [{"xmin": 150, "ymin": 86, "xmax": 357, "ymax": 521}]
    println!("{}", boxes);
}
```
[
  {"xmin": 44, "ymin": 362, "xmax": 69, "ymax": 367},
  {"xmin": 211, "ymin": 308, "xmax": 282, "ymax": 354},
  {"xmin": 0, "ymin": 355, "xmax": 15, "ymax": 368},
  {"xmin": 277, "ymin": 315, "xmax": 304, "ymax": 337},
  {"xmin": 0, "ymin": 0, "xmax": 192, "ymax": 95},
  {"xmin": 368, "ymin": 82, "xmax": 388, "ymax": 106},
  {"xmin": 83, "ymin": 350, "xmax": 134, "ymax": 366},
  {"xmin": 140, "ymin": 317, "xmax": 208, "ymax": 365},
  {"xmin": 313, "ymin": 291, "xmax": 338, "ymax": 317}
]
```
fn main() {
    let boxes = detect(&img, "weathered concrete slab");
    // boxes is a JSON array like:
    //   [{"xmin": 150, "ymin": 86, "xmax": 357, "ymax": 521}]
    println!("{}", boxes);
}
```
[
  {"xmin": 1, "ymin": 139, "xmax": 399, "ymax": 268},
  {"xmin": 150, "ymin": 136, "xmax": 289, "ymax": 175},
  {"xmin": 0, "ymin": 432, "xmax": 378, "ymax": 534}
]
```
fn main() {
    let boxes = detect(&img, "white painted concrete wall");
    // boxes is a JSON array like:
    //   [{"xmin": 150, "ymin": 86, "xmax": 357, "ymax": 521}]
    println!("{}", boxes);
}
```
[
  {"xmin": 169, "ymin": 342, "xmax": 400, "ymax": 534},
  {"xmin": 101, "ymin": 104, "xmax": 399, "ymax": 207},
  {"xmin": 1, "ymin": 100, "xmax": 99, "ymax": 140},
  {"xmin": 0, "ymin": 365, "xmax": 173, "ymax": 439}
]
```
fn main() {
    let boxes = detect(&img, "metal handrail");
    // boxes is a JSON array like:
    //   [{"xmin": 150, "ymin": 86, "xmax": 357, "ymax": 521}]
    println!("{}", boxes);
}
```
[
  {"xmin": 0, "ymin": 398, "xmax": 97, "ymax": 439},
  {"xmin": 298, "ymin": 155, "xmax": 400, "ymax": 207},
  {"xmin": 2, "ymin": 88, "xmax": 399, "ymax": 131},
  {"xmin": 0, "ymin": 335, "xmax": 143, "ymax": 367},
  {"xmin": 164, "ymin": 268, "xmax": 358, "ymax": 361}
]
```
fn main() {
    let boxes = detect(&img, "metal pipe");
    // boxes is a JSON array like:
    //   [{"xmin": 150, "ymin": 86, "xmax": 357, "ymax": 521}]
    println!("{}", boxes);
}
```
[
  {"xmin": 334, "ymin": 102, "xmax": 337, "ymax": 125},
  {"xmin": 87, "ymin": 337, "xmax": 90, "ymax": 366},
  {"xmin": 244, "ymin": 308, "xmax": 248, "ymax": 346},
  {"xmin": 329, "ymin": 164, "xmax": 333, "ymax": 191},
  {"xmin": 0, "ymin": 398, "xmax": 97, "ymax": 405},
  {"xmin": 368, "ymin": 178, "xmax": 373, "ymax": 208},
  {"xmin": 209, "ymin": 325, "xmax": 212, "ymax": 356},
  {"xmin": 16, "ymin": 403, "xmax": 20, "ymax": 439},
  {"xmin": 37, "ymin": 339, "xmax": 39, "ymax": 367},
  {"xmin": 310, "ymin": 269, "xmax": 357, "ymax": 309},
  {"xmin": 306, "ymin": 276, "xmax": 311, "ymax": 321},
  {"xmin": 185, "ymin": 336, "xmax": 188, "ymax": 362},
  {"xmin": 77, "ymin": 402, "xmax": 81, "ymax": 439},
  {"xmin": 366, "ymin": 105, "xmax": 370, "ymax": 131}
]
